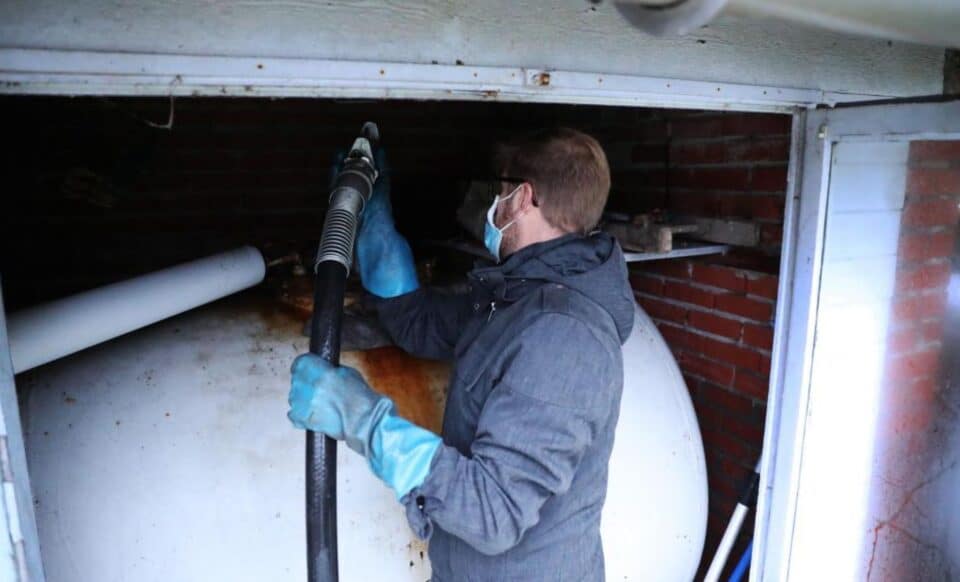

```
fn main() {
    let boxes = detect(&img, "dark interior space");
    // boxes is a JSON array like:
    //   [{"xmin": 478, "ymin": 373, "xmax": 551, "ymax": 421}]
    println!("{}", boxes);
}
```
[
  {"xmin": 0, "ymin": 95, "xmax": 791, "ymax": 578},
  {"xmin": 1, "ymin": 96, "xmax": 672, "ymax": 308}
]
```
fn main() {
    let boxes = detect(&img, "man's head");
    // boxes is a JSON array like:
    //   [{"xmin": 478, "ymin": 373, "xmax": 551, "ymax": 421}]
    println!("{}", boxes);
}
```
[{"xmin": 490, "ymin": 127, "xmax": 611, "ymax": 259}]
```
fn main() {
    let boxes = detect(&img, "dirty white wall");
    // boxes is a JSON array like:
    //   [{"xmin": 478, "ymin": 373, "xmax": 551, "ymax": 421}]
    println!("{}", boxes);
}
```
[{"xmin": 0, "ymin": 0, "xmax": 945, "ymax": 98}]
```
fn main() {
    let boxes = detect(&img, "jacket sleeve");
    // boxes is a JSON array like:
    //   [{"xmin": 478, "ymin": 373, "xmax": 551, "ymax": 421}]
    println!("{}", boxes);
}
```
[
  {"xmin": 373, "ymin": 287, "xmax": 473, "ymax": 361},
  {"xmin": 401, "ymin": 313, "xmax": 618, "ymax": 555}
]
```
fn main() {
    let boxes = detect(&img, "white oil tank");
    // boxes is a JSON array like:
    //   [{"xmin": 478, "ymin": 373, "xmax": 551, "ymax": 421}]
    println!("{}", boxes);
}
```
[{"xmin": 17, "ymin": 294, "xmax": 706, "ymax": 581}]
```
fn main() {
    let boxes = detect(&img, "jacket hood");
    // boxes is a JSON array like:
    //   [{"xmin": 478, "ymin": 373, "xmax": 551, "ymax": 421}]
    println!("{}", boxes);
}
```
[{"xmin": 471, "ymin": 232, "xmax": 636, "ymax": 344}]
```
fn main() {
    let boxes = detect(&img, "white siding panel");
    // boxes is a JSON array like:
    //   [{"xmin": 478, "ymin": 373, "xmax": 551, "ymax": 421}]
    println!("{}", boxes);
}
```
[
  {"xmin": 828, "ymin": 165, "xmax": 908, "ymax": 213},
  {"xmin": 822, "ymin": 211, "xmax": 903, "ymax": 261},
  {"xmin": 790, "ymin": 137, "xmax": 909, "ymax": 581},
  {"xmin": 832, "ymin": 141, "xmax": 910, "ymax": 166},
  {"xmin": 819, "ymin": 256, "xmax": 899, "ymax": 306},
  {"xmin": 791, "ymin": 336, "xmax": 884, "ymax": 581},
  {"xmin": 815, "ymin": 302, "xmax": 893, "ymax": 351},
  {"xmin": 828, "ymin": 142, "xmax": 909, "ymax": 213}
]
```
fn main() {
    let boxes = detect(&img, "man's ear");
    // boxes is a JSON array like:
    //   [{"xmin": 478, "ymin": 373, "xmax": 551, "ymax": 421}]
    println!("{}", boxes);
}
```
[{"xmin": 519, "ymin": 182, "xmax": 536, "ymax": 211}]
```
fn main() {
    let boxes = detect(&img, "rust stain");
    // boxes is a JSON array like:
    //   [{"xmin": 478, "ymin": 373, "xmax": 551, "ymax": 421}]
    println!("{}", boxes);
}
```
[
  {"xmin": 241, "ymin": 286, "xmax": 311, "ymax": 339},
  {"xmin": 533, "ymin": 72, "xmax": 551, "ymax": 86},
  {"xmin": 237, "ymin": 287, "xmax": 451, "ymax": 434},
  {"xmin": 354, "ymin": 347, "xmax": 449, "ymax": 433},
  {"xmin": 276, "ymin": 275, "xmax": 315, "ymax": 320}
]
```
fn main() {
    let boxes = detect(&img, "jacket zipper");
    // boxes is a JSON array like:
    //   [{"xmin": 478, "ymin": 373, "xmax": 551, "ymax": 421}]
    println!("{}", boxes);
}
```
[{"xmin": 487, "ymin": 301, "xmax": 496, "ymax": 322}]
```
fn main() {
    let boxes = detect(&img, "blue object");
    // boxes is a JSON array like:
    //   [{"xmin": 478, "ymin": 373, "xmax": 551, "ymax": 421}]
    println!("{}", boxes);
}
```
[
  {"xmin": 354, "ymin": 150, "xmax": 419, "ymax": 298},
  {"xmin": 288, "ymin": 353, "xmax": 440, "ymax": 499},
  {"xmin": 482, "ymin": 185, "xmax": 522, "ymax": 262},
  {"xmin": 729, "ymin": 540, "xmax": 753, "ymax": 582}
]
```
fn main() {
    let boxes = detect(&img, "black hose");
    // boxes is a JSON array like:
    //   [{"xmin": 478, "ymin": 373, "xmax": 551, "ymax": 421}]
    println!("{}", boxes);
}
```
[
  {"xmin": 305, "ymin": 123, "xmax": 379, "ymax": 582},
  {"xmin": 306, "ymin": 261, "xmax": 347, "ymax": 581},
  {"xmin": 738, "ymin": 465, "xmax": 761, "ymax": 508}
]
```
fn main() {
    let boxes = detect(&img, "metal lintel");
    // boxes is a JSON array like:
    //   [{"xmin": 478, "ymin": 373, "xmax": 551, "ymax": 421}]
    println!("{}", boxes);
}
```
[{"xmin": 0, "ymin": 48, "xmax": 887, "ymax": 112}]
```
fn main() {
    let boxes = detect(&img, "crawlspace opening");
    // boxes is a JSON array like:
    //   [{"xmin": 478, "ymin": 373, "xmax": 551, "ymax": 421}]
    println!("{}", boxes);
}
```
[{"xmin": 1, "ymin": 95, "xmax": 790, "ymax": 578}]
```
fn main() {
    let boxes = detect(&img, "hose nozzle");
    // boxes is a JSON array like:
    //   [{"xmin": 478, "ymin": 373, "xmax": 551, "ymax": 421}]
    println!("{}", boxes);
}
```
[{"xmin": 315, "ymin": 122, "xmax": 381, "ymax": 274}]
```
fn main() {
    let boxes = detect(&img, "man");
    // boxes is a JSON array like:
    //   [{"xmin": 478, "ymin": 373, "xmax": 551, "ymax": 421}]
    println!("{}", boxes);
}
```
[{"xmin": 288, "ymin": 127, "xmax": 636, "ymax": 581}]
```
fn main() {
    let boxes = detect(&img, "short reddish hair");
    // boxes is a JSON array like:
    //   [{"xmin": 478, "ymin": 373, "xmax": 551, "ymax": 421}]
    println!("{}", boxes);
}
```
[{"xmin": 494, "ymin": 127, "xmax": 611, "ymax": 234}]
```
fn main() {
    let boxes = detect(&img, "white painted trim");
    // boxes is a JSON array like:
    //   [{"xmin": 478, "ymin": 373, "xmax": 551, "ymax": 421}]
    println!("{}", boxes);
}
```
[
  {"xmin": 821, "ymin": 100, "xmax": 960, "ymax": 140},
  {"xmin": 0, "ymin": 283, "xmax": 45, "ymax": 582},
  {"xmin": 0, "ymin": 48, "xmax": 885, "ymax": 111},
  {"xmin": 756, "ymin": 106, "xmax": 833, "ymax": 582},
  {"xmin": 750, "ymin": 110, "xmax": 806, "ymax": 582}
]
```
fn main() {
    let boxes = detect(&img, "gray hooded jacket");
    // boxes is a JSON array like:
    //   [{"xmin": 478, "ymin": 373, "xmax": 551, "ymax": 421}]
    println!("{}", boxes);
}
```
[{"xmin": 376, "ymin": 232, "xmax": 636, "ymax": 581}]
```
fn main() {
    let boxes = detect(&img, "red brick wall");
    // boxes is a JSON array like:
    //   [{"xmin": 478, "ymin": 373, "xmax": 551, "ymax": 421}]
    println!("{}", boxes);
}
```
[
  {"xmin": 633, "ymin": 259, "xmax": 776, "ymax": 577},
  {"xmin": 627, "ymin": 111, "xmax": 791, "ymax": 254},
  {"xmin": 622, "ymin": 110, "xmax": 792, "ymax": 577},
  {"xmin": 867, "ymin": 141, "xmax": 960, "ymax": 581}
]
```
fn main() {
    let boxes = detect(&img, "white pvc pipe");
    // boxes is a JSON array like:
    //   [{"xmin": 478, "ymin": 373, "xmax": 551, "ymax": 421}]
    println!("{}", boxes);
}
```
[
  {"xmin": 6, "ymin": 246, "xmax": 265, "ymax": 373},
  {"xmin": 728, "ymin": 0, "xmax": 959, "ymax": 49},
  {"xmin": 704, "ymin": 458, "xmax": 763, "ymax": 582},
  {"xmin": 704, "ymin": 503, "xmax": 749, "ymax": 582},
  {"xmin": 618, "ymin": 0, "xmax": 959, "ymax": 48}
]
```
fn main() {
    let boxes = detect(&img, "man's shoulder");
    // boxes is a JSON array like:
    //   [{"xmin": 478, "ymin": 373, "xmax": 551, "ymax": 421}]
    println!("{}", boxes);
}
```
[
  {"xmin": 532, "ymin": 284, "xmax": 619, "ymax": 341},
  {"xmin": 492, "ymin": 284, "xmax": 624, "ymax": 375}
]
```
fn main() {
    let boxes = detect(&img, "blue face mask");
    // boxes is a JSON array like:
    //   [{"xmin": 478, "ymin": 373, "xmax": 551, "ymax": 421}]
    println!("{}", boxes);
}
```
[{"xmin": 483, "ymin": 185, "xmax": 522, "ymax": 262}]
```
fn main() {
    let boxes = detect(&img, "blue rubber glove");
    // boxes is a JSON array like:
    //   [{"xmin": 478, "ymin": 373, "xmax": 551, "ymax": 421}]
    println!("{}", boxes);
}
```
[
  {"xmin": 354, "ymin": 149, "xmax": 419, "ymax": 298},
  {"xmin": 288, "ymin": 353, "xmax": 441, "ymax": 499}
]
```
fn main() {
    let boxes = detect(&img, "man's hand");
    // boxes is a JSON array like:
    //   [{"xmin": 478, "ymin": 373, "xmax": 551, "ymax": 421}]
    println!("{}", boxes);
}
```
[
  {"xmin": 288, "ymin": 354, "xmax": 384, "ymax": 452},
  {"xmin": 288, "ymin": 353, "xmax": 441, "ymax": 499},
  {"xmin": 354, "ymin": 149, "xmax": 419, "ymax": 298}
]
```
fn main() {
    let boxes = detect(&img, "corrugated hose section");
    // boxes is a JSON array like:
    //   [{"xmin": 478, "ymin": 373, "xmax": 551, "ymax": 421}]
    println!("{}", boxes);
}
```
[{"xmin": 316, "ymin": 206, "xmax": 358, "ymax": 272}]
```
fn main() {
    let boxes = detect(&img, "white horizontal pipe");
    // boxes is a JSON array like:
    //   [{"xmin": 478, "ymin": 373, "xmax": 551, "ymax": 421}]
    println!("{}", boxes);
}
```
[
  {"xmin": 619, "ymin": 0, "xmax": 959, "ymax": 49},
  {"xmin": 728, "ymin": 0, "xmax": 959, "ymax": 49},
  {"xmin": 7, "ymin": 246, "xmax": 265, "ymax": 373}
]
